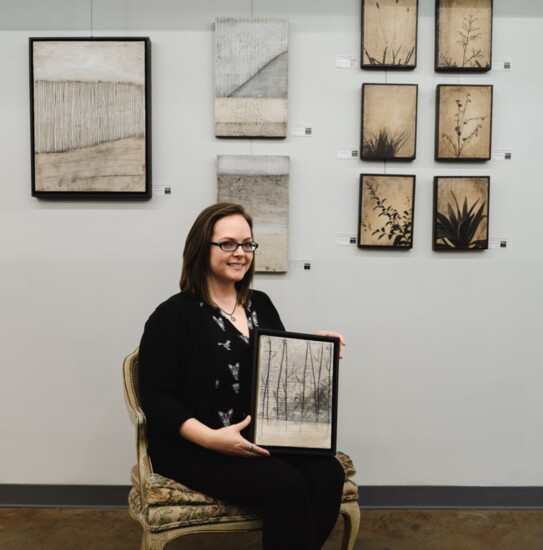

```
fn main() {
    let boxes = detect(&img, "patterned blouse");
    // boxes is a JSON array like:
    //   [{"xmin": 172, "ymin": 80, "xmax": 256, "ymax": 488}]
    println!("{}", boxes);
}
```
[{"xmin": 203, "ymin": 300, "xmax": 260, "ymax": 429}]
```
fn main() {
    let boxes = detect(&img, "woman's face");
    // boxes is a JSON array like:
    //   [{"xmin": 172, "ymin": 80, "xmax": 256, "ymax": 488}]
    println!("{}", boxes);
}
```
[{"xmin": 208, "ymin": 214, "xmax": 253, "ymax": 287}]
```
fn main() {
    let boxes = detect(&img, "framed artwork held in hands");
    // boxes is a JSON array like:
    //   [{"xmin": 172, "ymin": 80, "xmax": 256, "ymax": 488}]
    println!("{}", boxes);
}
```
[{"xmin": 250, "ymin": 329, "xmax": 340, "ymax": 455}]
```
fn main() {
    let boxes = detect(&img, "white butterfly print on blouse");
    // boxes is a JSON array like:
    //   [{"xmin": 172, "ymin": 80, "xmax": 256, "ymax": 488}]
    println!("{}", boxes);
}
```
[
  {"xmin": 228, "ymin": 363, "xmax": 240, "ymax": 381},
  {"xmin": 247, "ymin": 310, "xmax": 259, "ymax": 330},
  {"xmin": 215, "ymin": 379, "xmax": 220, "ymax": 389},
  {"xmin": 212, "ymin": 315, "xmax": 226, "ymax": 331},
  {"xmin": 218, "ymin": 409, "xmax": 234, "ymax": 427},
  {"xmin": 232, "ymin": 383, "xmax": 240, "ymax": 394},
  {"xmin": 239, "ymin": 334, "xmax": 249, "ymax": 344},
  {"xmin": 218, "ymin": 340, "xmax": 231, "ymax": 351}
]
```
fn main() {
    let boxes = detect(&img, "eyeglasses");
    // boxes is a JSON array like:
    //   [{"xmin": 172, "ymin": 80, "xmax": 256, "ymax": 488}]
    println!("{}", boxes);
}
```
[{"xmin": 210, "ymin": 241, "xmax": 259, "ymax": 253}]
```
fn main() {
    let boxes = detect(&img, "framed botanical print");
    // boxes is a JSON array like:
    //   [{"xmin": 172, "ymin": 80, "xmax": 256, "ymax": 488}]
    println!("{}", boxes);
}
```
[
  {"xmin": 361, "ymin": 0, "xmax": 418, "ymax": 70},
  {"xmin": 361, "ymin": 83, "xmax": 418, "ymax": 161},
  {"xmin": 435, "ymin": 84, "xmax": 493, "ymax": 161},
  {"xmin": 433, "ymin": 176, "xmax": 489, "ymax": 250},
  {"xmin": 436, "ymin": 0, "xmax": 493, "ymax": 72},
  {"xmin": 30, "ymin": 37, "xmax": 152, "ymax": 199},
  {"xmin": 358, "ymin": 174, "xmax": 415, "ymax": 248},
  {"xmin": 250, "ymin": 329, "xmax": 340, "ymax": 455}
]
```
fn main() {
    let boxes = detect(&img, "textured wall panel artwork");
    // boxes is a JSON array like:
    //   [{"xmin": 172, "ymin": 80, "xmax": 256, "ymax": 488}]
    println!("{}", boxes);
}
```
[
  {"xmin": 30, "ymin": 38, "xmax": 151, "ymax": 199},
  {"xmin": 215, "ymin": 18, "xmax": 288, "ymax": 138},
  {"xmin": 217, "ymin": 155, "xmax": 289, "ymax": 272}
]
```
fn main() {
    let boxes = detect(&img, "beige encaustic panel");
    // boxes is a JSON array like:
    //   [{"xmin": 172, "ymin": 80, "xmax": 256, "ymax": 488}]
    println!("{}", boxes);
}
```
[
  {"xmin": 217, "ymin": 155, "xmax": 289, "ymax": 272},
  {"xmin": 215, "ymin": 18, "xmax": 288, "ymax": 138}
]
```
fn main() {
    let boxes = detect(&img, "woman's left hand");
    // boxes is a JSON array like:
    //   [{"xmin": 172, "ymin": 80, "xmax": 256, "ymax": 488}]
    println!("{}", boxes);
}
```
[{"xmin": 315, "ymin": 331, "xmax": 346, "ymax": 359}]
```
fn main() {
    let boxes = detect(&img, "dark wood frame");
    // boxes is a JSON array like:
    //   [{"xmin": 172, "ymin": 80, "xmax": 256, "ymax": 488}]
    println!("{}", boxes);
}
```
[
  {"xmin": 361, "ymin": 0, "xmax": 419, "ymax": 70},
  {"xmin": 358, "ymin": 174, "xmax": 416, "ymax": 249},
  {"xmin": 435, "ymin": 84, "xmax": 493, "ymax": 162},
  {"xmin": 29, "ymin": 37, "xmax": 152, "ymax": 200},
  {"xmin": 361, "ymin": 83, "xmax": 418, "ymax": 161},
  {"xmin": 250, "ymin": 328, "xmax": 340, "ymax": 455},
  {"xmin": 435, "ymin": 0, "xmax": 493, "ymax": 73},
  {"xmin": 433, "ymin": 176, "xmax": 490, "ymax": 251}
]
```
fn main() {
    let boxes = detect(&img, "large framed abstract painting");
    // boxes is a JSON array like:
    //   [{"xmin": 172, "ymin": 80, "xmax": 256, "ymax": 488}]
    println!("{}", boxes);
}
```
[
  {"xmin": 433, "ymin": 176, "xmax": 489, "ymax": 250},
  {"xmin": 29, "ymin": 37, "xmax": 151, "ymax": 199},
  {"xmin": 435, "ymin": 84, "xmax": 492, "ymax": 161},
  {"xmin": 361, "ymin": 0, "xmax": 418, "ymax": 70},
  {"xmin": 436, "ymin": 0, "xmax": 492, "ymax": 72},
  {"xmin": 361, "ymin": 83, "xmax": 418, "ymax": 161},
  {"xmin": 250, "ymin": 328, "xmax": 340, "ymax": 455},
  {"xmin": 358, "ymin": 174, "xmax": 415, "ymax": 248},
  {"xmin": 215, "ymin": 18, "xmax": 288, "ymax": 138},
  {"xmin": 217, "ymin": 155, "xmax": 289, "ymax": 272}
]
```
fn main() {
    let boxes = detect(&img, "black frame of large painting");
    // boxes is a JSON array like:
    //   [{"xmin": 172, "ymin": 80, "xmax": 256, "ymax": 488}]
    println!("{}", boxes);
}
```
[
  {"xmin": 361, "ymin": 0, "xmax": 419, "ymax": 70},
  {"xmin": 250, "ymin": 328, "xmax": 340, "ymax": 455},
  {"xmin": 435, "ymin": 0, "xmax": 493, "ymax": 73},
  {"xmin": 29, "ymin": 37, "xmax": 152, "ymax": 200}
]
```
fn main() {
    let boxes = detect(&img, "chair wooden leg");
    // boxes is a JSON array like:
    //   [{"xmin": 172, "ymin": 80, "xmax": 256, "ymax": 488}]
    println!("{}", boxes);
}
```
[
  {"xmin": 140, "ymin": 531, "xmax": 166, "ymax": 550},
  {"xmin": 339, "ymin": 501, "xmax": 361, "ymax": 550}
]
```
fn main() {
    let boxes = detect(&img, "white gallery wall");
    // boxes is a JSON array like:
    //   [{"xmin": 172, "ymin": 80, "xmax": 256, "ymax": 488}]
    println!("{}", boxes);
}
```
[{"xmin": 1, "ymin": 0, "xmax": 542, "ymax": 486}]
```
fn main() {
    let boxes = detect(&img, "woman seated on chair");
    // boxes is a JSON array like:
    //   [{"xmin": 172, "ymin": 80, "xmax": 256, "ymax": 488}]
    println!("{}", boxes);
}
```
[{"xmin": 138, "ymin": 202, "xmax": 346, "ymax": 550}]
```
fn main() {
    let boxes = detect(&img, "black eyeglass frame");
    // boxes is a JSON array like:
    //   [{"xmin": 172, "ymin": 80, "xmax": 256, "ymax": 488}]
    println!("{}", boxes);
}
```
[{"xmin": 210, "ymin": 241, "xmax": 259, "ymax": 252}]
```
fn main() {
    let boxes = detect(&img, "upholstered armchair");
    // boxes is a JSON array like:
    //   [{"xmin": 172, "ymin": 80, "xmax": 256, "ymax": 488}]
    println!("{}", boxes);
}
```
[{"xmin": 123, "ymin": 347, "xmax": 360, "ymax": 550}]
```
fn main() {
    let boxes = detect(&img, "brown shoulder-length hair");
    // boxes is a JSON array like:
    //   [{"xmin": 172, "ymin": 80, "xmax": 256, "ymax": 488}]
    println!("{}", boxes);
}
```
[{"xmin": 180, "ymin": 203, "xmax": 255, "ymax": 307}]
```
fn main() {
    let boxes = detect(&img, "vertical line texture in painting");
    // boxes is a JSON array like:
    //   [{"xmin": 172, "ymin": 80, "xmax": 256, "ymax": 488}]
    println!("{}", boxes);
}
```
[
  {"xmin": 256, "ymin": 336, "xmax": 334, "ymax": 449},
  {"xmin": 215, "ymin": 18, "xmax": 288, "ymax": 137},
  {"xmin": 217, "ymin": 155, "xmax": 289, "ymax": 272}
]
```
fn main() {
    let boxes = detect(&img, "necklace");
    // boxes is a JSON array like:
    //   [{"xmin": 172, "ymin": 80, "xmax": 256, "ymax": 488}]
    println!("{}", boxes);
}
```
[{"xmin": 217, "ymin": 295, "xmax": 238, "ymax": 322}]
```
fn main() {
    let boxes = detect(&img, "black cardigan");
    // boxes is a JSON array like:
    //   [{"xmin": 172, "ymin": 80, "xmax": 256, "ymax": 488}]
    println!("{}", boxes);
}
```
[{"xmin": 138, "ymin": 290, "xmax": 284, "ymax": 476}]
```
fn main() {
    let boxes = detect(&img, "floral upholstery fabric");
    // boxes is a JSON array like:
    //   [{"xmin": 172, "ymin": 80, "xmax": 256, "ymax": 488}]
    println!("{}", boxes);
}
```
[{"xmin": 129, "ymin": 452, "xmax": 359, "ymax": 531}]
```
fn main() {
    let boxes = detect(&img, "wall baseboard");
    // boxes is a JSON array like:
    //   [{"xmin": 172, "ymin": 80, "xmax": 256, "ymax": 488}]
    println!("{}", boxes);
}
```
[
  {"xmin": 1, "ymin": 484, "xmax": 542, "ymax": 509},
  {"xmin": 359, "ymin": 486, "xmax": 543, "ymax": 509}
]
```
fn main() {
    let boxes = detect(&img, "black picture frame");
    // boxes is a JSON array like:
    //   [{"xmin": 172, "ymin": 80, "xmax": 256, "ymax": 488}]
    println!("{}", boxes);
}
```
[
  {"xmin": 435, "ymin": 0, "xmax": 493, "ymax": 72},
  {"xmin": 433, "ymin": 176, "xmax": 490, "ymax": 250},
  {"xmin": 435, "ymin": 84, "xmax": 493, "ymax": 162},
  {"xmin": 250, "ymin": 328, "xmax": 340, "ymax": 455},
  {"xmin": 30, "ymin": 37, "xmax": 152, "ymax": 200},
  {"xmin": 358, "ymin": 174, "xmax": 416, "ymax": 249},
  {"xmin": 361, "ymin": 83, "xmax": 418, "ymax": 161},
  {"xmin": 361, "ymin": 0, "xmax": 418, "ymax": 70}
]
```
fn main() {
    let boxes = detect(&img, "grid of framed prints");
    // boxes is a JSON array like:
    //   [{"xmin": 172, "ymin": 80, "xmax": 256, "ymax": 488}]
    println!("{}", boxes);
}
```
[{"xmin": 250, "ymin": 329, "xmax": 340, "ymax": 455}]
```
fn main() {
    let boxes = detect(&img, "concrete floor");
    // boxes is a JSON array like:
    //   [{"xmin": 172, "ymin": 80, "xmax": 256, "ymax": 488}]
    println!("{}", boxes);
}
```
[{"xmin": 1, "ymin": 508, "xmax": 543, "ymax": 549}]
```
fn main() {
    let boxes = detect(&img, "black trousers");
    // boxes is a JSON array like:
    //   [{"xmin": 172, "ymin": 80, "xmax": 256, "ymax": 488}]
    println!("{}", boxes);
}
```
[{"xmin": 170, "ymin": 448, "xmax": 345, "ymax": 550}]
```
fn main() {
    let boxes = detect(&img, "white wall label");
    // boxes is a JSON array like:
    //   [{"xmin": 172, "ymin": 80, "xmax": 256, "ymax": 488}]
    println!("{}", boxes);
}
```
[
  {"xmin": 492, "ymin": 58, "xmax": 512, "ymax": 70},
  {"xmin": 489, "ymin": 236, "xmax": 508, "ymax": 249},
  {"xmin": 337, "ymin": 147, "xmax": 359, "ymax": 159},
  {"xmin": 152, "ymin": 184, "xmax": 172, "ymax": 195},
  {"xmin": 491, "ymin": 149, "xmax": 512, "ymax": 161},
  {"xmin": 336, "ymin": 55, "xmax": 357, "ymax": 68},
  {"xmin": 336, "ymin": 233, "xmax": 357, "ymax": 246},
  {"xmin": 289, "ymin": 259, "xmax": 312, "ymax": 271},
  {"xmin": 291, "ymin": 124, "xmax": 313, "ymax": 137}
]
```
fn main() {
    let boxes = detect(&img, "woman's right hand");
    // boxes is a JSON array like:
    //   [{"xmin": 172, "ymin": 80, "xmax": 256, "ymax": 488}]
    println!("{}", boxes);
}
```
[{"xmin": 180, "ymin": 415, "xmax": 269, "ymax": 458}]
